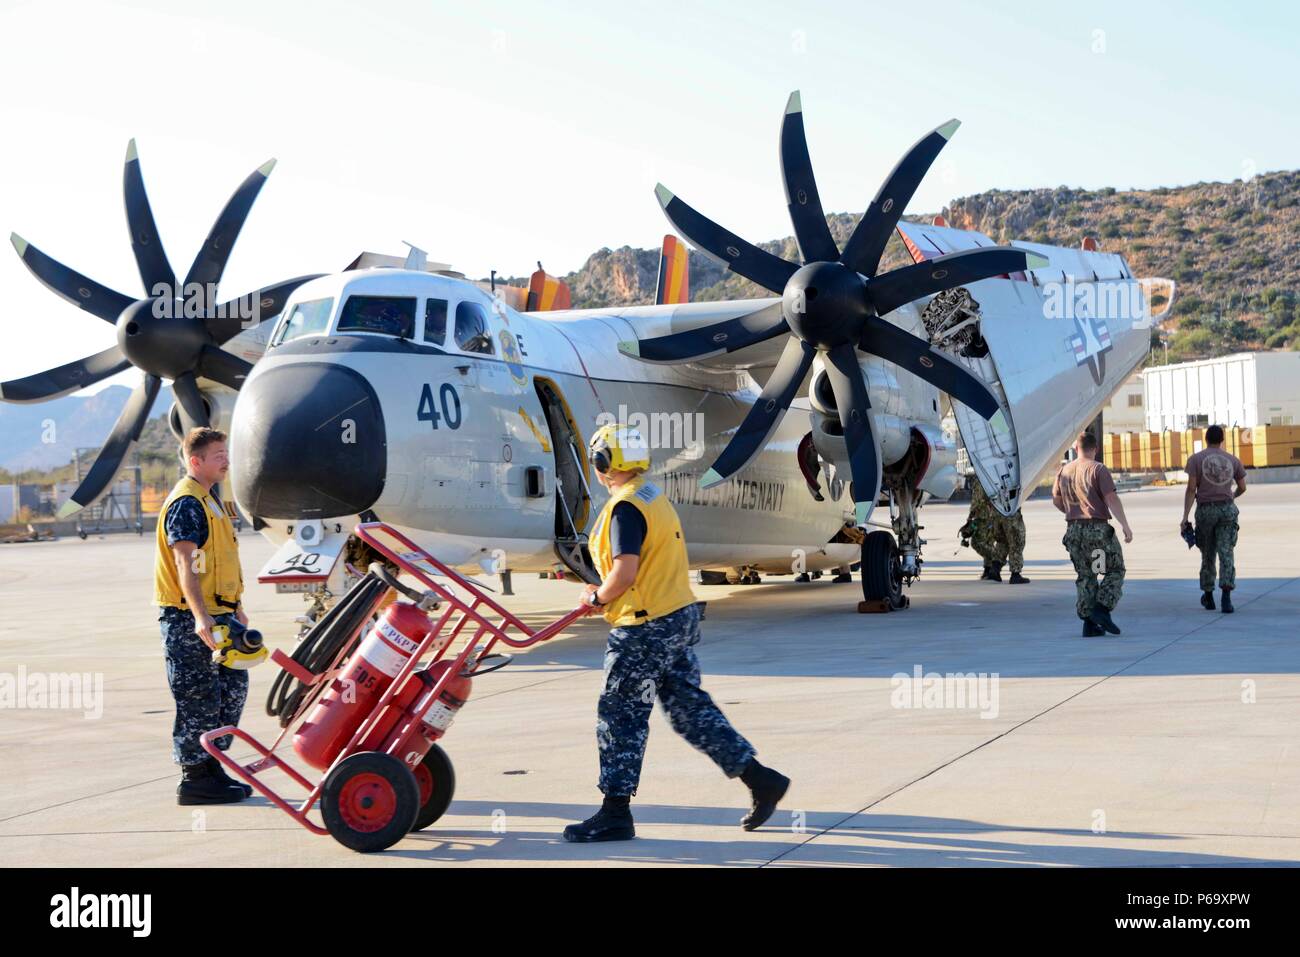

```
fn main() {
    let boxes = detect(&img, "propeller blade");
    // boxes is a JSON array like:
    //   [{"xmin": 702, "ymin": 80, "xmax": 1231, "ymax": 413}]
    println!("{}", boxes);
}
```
[
  {"xmin": 206, "ymin": 273, "xmax": 325, "ymax": 344},
  {"xmin": 700, "ymin": 336, "xmax": 815, "ymax": 488},
  {"xmin": 840, "ymin": 119, "xmax": 960, "ymax": 278},
  {"xmin": 0, "ymin": 346, "xmax": 130, "ymax": 403},
  {"xmin": 122, "ymin": 139, "xmax": 176, "ymax": 295},
  {"xmin": 655, "ymin": 184, "xmax": 798, "ymax": 295},
  {"xmin": 196, "ymin": 344, "xmax": 254, "ymax": 391},
  {"xmin": 824, "ymin": 343, "xmax": 882, "ymax": 526},
  {"xmin": 172, "ymin": 372, "xmax": 210, "ymax": 432},
  {"xmin": 619, "ymin": 309, "xmax": 789, "ymax": 364},
  {"xmin": 860, "ymin": 315, "xmax": 1000, "ymax": 419},
  {"xmin": 866, "ymin": 246, "xmax": 1048, "ymax": 318},
  {"xmin": 56, "ymin": 373, "xmax": 160, "ymax": 517},
  {"xmin": 779, "ymin": 92, "xmax": 838, "ymax": 264},
  {"xmin": 10, "ymin": 233, "xmax": 134, "ymax": 324},
  {"xmin": 184, "ymin": 158, "xmax": 277, "ymax": 306}
]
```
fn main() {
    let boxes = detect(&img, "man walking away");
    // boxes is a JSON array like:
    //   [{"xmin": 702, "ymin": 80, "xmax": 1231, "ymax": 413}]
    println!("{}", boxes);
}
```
[
  {"xmin": 1181, "ymin": 424, "xmax": 1246, "ymax": 613},
  {"xmin": 1052, "ymin": 431, "xmax": 1133, "ymax": 637}
]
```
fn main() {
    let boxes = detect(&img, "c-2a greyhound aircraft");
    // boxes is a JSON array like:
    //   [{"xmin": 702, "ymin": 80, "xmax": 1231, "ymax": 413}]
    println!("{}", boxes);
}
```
[{"xmin": 4, "ymin": 93, "xmax": 1169, "ymax": 610}]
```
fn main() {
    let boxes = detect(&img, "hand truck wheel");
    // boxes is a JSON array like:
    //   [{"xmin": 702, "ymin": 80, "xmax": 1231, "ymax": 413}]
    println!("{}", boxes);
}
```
[
  {"xmin": 321, "ymin": 751, "xmax": 419, "ymax": 852},
  {"xmin": 410, "ymin": 744, "xmax": 456, "ymax": 831}
]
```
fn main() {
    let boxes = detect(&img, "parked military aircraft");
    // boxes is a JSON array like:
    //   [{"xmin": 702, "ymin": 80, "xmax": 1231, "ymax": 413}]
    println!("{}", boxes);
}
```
[{"xmin": 3, "ymin": 93, "xmax": 1168, "ymax": 608}]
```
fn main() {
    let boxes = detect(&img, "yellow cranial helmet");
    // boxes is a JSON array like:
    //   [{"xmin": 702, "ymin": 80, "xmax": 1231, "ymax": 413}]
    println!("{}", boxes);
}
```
[{"xmin": 588, "ymin": 423, "xmax": 651, "ymax": 474}]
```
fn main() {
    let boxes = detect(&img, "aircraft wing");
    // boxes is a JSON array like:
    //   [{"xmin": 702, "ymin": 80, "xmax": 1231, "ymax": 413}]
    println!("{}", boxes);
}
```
[
  {"xmin": 899, "ymin": 220, "xmax": 1152, "ymax": 514},
  {"xmin": 592, "ymin": 298, "xmax": 788, "ymax": 373}
]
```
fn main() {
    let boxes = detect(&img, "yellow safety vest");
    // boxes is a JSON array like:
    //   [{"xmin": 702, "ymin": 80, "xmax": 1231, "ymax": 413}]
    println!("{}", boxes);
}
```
[
  {"xmin": 154, "ymin": 475, "xmax": 243, "ymax": 616},
  {"xmin": 590, "ymin": 474, "xmax": 697, "ymax": 627}
]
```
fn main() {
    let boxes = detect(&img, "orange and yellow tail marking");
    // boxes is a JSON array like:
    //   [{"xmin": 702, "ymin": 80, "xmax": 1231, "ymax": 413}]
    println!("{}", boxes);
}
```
[
  {"xmin": 655, "ymin": 234, "xmax": 690, "ymax": 305},
  {"xmin": 526, "ymin": 267, "xmax": 572, "ymax": 311}
]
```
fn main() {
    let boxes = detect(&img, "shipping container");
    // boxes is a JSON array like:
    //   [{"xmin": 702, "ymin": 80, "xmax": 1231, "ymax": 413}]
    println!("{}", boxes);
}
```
[{"xmin": 1143, "ymin": 352, "xmax": 1300, "ymax": 432}]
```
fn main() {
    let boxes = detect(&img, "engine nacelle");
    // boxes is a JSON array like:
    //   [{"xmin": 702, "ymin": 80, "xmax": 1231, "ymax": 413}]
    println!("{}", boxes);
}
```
[
  {"xmin": 809, "ymin": 409, "xmax": 914, "ymax": 469},
  {"xmin": 910, "ymin": 423, "xmax": 962, "ymax": 500},
  {"xmin": 167, "ymin": 390, "xmax": 233, "ymax": 441},
  {"xmin": 808, "ymin": 357, "xmax": 912, "ymax": 468}
]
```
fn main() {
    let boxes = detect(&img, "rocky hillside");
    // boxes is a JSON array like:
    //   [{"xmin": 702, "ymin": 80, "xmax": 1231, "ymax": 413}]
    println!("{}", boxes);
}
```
[{"xmin": 556, "ymin": 171, "xmax": 1300, "ymax": 363}]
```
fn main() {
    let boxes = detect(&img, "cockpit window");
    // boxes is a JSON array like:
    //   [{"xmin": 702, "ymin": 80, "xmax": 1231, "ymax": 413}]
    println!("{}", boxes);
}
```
[
  {"xmin": 424, "ymin": 298, "xmax": 448, "ymax": 346},
  {"xmin": 338, "ymin": 295, "xmax": 417, "ymax": 338},
  {"xmin": 274, "ymin": 297, "xmax": 334, "ymax": 345},
  {"xmin": 454, "ymin": 300, "xmax": 494, "ymax": 355}
]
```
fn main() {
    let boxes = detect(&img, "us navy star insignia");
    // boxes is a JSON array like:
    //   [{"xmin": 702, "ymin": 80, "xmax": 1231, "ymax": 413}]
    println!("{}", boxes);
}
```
[{"xmin": 1069, "ymin": 315, "xmax": 1113, "ymax": 386}]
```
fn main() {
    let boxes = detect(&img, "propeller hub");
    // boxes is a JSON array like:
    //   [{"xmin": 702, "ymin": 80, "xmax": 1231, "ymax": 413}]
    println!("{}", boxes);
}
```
[
  {"xmin": 115, "ymin": 298, "xmax": 211, "ymax": 380},
  {"xmin": 782, "ymin": 261, "xmax": 869, "ymax": 350}
]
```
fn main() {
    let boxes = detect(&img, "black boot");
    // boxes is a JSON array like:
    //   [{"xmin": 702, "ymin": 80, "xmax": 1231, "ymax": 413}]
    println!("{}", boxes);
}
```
[
  {"xmin": 1200, "ymin": 590, "xmax": 1216, "ymax": 610},
  {"xmin": 177, "ymin": 761, "xmax": 245, "ymax": 806},
  {"xmin": 979, "ymin": 564, "xmax": 995, "ymax": 581},
  {"xmin": 1009, "ymin": 571, "xmax": 1030, "ymax": 584},
  {"xmin": 739, "ymin": 759, "xmax": 790, "ymax": 831},
  {"xmin": 989, "ymin": 563, "xmax": 1003, "ymax": 583},
  {"xmin": 1221, "ymin": 588, "xmax": 1234, "ymax": 614},
  {"xmin": 206, "ymin": 756, "xmax": 253, "ymax": 798},
  {"xmin": 563, "ymin": 796, "xmax": 635, "ymax": 843},
  {"xmin": 1082, "ymin": 618, "xmax": 1104, "ymax": 637},
  {"xmin": 1088, "ymin": 606, "xmax": 1121, "ymax": 635}
]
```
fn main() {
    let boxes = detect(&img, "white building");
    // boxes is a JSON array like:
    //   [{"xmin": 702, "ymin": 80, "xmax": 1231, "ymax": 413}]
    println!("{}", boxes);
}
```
[
  {"xmin": 1143, "ymin": 351, "xmax": 1300, "ymax": 432},
  {"xmin": 1101, "ymin": 372, "xmax": 1146, "ymax": 433}
]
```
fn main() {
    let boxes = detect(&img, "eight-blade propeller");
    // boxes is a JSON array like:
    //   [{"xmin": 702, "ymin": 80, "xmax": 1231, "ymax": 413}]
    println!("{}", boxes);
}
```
[
  {"xmin": 2, "ymin": 141, "xmax": 323, "ymax": 516},
  {"xmin": 622, "ymin": 93, "xmax": 1046, "ymax": 525}
]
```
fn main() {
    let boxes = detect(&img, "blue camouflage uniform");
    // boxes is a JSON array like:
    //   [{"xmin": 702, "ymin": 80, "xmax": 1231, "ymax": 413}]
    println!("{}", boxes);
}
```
[
  {"xmin": 596, "ymin": 503, "xmax": 755, "ymax": 796},
  {"xmin": 159, "ymin": 494, "xmax": 248, "ymax": 765}
]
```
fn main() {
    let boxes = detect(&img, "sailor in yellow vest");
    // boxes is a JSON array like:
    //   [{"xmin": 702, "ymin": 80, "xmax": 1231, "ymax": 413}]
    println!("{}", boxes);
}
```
[
  {"xmin": 155, "ymin": 428, "xmax": 252, "ymax": 805},
  {"xmin": 564, "ymin": 424, "xmax": 790, "ymax": 842}
]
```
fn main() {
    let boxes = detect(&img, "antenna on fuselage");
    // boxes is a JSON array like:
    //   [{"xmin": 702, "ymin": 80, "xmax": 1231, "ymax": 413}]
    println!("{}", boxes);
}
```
[{"xmin": 401, "ymin": 241, "xmax": 428, "ymax": 271}]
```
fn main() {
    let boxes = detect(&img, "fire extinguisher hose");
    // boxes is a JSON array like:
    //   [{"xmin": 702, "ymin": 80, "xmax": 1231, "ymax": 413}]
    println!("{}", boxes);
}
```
[{"xmin": 265, "ymin": 572, "xmax": 392, "ymax": 725}]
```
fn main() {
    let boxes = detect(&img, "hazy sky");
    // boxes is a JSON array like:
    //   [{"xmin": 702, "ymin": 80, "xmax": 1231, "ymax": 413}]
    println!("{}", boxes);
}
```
[{"xmin": 1, "ymin": 0, "xmax": 1296, "ymax": 391}]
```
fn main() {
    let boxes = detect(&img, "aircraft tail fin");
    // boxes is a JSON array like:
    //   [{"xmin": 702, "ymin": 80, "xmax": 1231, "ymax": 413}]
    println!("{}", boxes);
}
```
[
  {"xmin": 655, "ymin": 234, "xmax": 690, "ymax": 305},
  {"xmin": 526, "ymin": 263, "xmax": 572, "ymax": 311}
]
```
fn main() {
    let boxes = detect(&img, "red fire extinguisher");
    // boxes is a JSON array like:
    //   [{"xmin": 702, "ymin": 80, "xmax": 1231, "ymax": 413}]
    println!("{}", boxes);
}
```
[
  {"xmin": 293, "ymin": 602, "xmax": 439, "ymax": 770},
  {"xmin": 361, "ymin": 660, "xmax": 473, "ymax": 770}
]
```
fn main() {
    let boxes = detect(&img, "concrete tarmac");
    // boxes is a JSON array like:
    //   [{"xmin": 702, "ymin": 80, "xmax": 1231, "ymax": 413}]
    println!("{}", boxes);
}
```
[{"xmin": 1, "ymin": 482, "xmax": 1297, "ymax": 867}]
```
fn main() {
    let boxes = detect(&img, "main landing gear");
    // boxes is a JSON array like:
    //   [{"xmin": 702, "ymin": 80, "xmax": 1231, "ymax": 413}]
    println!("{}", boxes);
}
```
[{"xmin": 858, "ymin": 530, "xmax": 908, "ymax": 612}]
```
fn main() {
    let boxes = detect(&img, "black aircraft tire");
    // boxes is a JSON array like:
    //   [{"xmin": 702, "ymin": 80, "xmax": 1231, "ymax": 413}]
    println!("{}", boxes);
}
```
[{"xmin": 860, "ymin": 531, "xmax": 904, "ymax": 608}]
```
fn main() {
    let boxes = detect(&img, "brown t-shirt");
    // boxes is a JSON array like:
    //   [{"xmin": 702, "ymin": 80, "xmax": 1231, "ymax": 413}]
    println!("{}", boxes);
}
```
[
  {"xmin": 1185, "ymin": 447, "xmax": 1245, "ymax": 504},
  {"xmin": 1054, "ymin": 458, "xmax": 1116, "ymax": 521}
]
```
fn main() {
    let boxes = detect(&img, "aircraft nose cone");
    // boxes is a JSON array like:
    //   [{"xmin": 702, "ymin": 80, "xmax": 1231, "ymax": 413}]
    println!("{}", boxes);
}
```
[{"xmin": 230, "ymin": 362, "xmax": 386, "ymax": 520}]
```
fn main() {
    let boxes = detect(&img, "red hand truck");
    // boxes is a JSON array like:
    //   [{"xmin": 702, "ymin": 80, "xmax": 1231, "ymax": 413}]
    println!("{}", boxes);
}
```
[{"xmin": 201, "ymin": 521, "xmax": 591, "ymax": 852}]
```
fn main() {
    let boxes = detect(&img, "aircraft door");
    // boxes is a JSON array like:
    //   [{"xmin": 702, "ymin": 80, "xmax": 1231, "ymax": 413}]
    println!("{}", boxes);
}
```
[{"xmin": 533, "ymin": 377, "xmax": 598, "ymax": 583}]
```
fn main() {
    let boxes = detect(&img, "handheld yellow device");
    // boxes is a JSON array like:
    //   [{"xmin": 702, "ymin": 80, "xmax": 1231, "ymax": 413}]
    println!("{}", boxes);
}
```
[{"xmin": 212, "ymin": 621, "xmax": 268, "ymax": 670}]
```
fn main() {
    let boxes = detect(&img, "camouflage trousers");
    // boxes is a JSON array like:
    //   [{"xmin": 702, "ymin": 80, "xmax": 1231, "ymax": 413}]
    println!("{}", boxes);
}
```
[
  {"xmin": 1195, "ymin": 501, "xmax": 1239, "ymax": 591},
  {"xmin": 972, "ymin": 512, "xmax": 1027, "ymax": 574},
  {"xmin": 596, "ymin": 602, "xmax": 755, "ymax": 796},
  {"xmin": 1062, "ymin": 522, "xmax": 1126, "ymax": 620},
  {"xmin": 160, "ymin": 608, "xmax": 248, "ymax": 766}
]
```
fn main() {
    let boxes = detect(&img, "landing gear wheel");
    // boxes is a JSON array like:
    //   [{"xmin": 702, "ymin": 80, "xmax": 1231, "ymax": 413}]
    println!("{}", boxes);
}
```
[
  {"xmin": 321, "ymin": 752, "xmax": 419, "ymax": 852},
  {"xmin": 410, "ymin": 744, "xmax": 456, "ymax": 831},
  {"xmin": 860, "ymin": 531, "xmax": 905, "ymax": 609}
]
